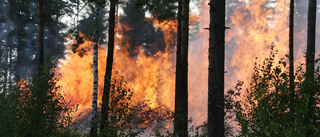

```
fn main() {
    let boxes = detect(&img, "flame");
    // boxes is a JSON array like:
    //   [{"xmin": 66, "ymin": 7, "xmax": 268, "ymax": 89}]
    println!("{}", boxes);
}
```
[
  {"xmin": 57, "ymin": 20, "xmax": 176, "ymax": 119},
  {"xmin": 56, "ymin": 0, "xmax": 308, "ymax": 132}
]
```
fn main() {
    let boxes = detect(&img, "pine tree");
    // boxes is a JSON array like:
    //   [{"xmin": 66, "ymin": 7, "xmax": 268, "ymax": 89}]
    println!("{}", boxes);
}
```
[
  {"xmin": 306, "ymin": 0, "xmax": 317, "ymax": 136},
  {"xmin": 289, "ymin": 0, "xmax": 294, "ymax": 91},
  {"xmin": 101, "ymin": 0, "xmax": 117, "ymax": 133},
  {"xmin": 208, "ymin": 0, "xmax": 225, "ymax": 136},
  {"xmin": 38, "ymin": 0, "xmax": 44, "ymax": 71},
  {"xmin": 174, "ymin": 0, "xmax": 189, "ymax": 136}
]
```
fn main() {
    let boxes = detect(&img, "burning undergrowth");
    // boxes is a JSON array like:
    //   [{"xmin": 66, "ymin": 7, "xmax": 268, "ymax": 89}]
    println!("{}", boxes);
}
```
[{"xmin": 56, "ymin": 15, "xmax": 177, "ymax": 134}]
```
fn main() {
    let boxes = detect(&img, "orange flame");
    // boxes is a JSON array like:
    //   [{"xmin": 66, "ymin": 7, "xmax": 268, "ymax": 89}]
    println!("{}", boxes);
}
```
[{"xmin": 56, "ymin": 0, "xmax": 309, "ymax": 132}]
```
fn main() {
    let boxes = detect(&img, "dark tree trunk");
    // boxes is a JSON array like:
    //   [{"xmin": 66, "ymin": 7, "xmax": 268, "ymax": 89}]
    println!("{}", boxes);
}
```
[
  {"xmin": 306, "ymin": 0, "xmax": 316, "ymax": 136},
  {"xmin": 174, "ymin": 0, "xmax": 189, "ymax": 136},
  {"xmin": 208, "ymin": 0, "xmax": 225, "ymax": 136},
  {"xmin": 289, "ymin": 0, "xmax": 294, "ymax": 92},
  {"xmin": 90, "ymin": 4, "xmax": 99, "ymax": 137},
  {"xmin": 174, "ymin": 0, "xmax": 182, "ymax": 135},
  {"xmin": 38, "ymin": 0, "xmax": 44, "ymax": 72},
  {"xmin": 101, "ymin": 0, "xmax": 116, "ymax": 133},
  {"xmin": 4, "ymin": 0, "xmax": 11, "ymax": 93},
  {"xmin": 306, "ymin": 0, "xmax": 316, "ymax": 80},
  {"xmin": 55, "ymin": 0, "xmax": 59, "ymax": 55}
]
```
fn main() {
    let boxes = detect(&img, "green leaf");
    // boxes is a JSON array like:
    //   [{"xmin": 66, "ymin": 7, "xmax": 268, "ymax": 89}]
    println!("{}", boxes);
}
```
[
  {"xmin": 282, "ymin": 61, "xmax": 287, "ymax": 67},
  {"xmin": 285, "ymin": 54, "xmax": 290, "ymax": 58},
  {"xmin": 266, "ymin": 131, "xmax": 271, "ymax": 136}
]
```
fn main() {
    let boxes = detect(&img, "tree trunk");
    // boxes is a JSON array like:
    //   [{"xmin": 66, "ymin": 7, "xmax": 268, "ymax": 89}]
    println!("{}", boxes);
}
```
[
  {"xmin": 4, "ymin": 0, "xmax": 11, "ymax": 94},
  {"xmin": 306, "ymin": 0, "xmax": 316, "ymax": 80},
  {"xmin": 174, "ymin": 0, "xmax": 182, "ymax": 135},
  {"xmin": 174, "ymin": 0, "xmax": 189, "ymax": 136},
  {"xmin": 208, "ymin": 0, "xmax": 225, "ymax": 136},
  {"xmin": 306, "ymin": 0, "xmax": 316, "ymax": 136},
  {"xmin": 38, "ymin": 0, "xmax": 44, "ymax": 72},
  {"xmin": 101, "ymin": 0, "xmax": 116, "ymax": 133},
  {"xmin": 289, "ymin": 0, "xmax": 294, "ymax": 92},
  {"xmin": 55, "ymin": 0, "xmax": 59, "ymax": 55},
  {"xmin": 90, "ymin": 4, "xmax": 99, "ymax": 137}
]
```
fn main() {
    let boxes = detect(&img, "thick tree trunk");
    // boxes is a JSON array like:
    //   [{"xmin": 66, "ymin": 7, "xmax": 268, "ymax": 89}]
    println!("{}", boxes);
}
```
[
  {"xmin": 101, "ymin": 0, "xmax": 116, "ymax": 133},
  {"xmin": 208, "ymin": 0, "xmax": 225, "ymax": 136},
  {"xmin": 90, "ymin": 4, "xmax": 99, "ymax": 137},
  {"xmin": 38, "ymin": 0, "xmax": 44, "ymax": 72},
  {"xmin": 289, "ymin": 0, "xmax": 294, "ymax": 91},
  {"xmin": 174, "ymin": 0, "xmax": 189, "ymax": 136},
  {"xmin": 306, "ymin": 0, "xmax": 316, "ymax": 136}
]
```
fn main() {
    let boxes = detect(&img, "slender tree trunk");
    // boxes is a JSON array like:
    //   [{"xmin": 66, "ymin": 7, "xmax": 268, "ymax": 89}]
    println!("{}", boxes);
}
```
[
  {"xmin": 90, "ymin": 4, "xmax": 99, "ymax": 137},
  {"xmin": 38, "ymin": 0, "xmax": 44, "ymax": 72},
  {"xmin": 55, "ymin": 0, "xmax": 59, "ymax": 55},
  {"xmin": 306, "ymin": 0, "xmax": 316, "ymax": 136},
  {"xmin": 208, "ymin": 0, "xmax": 226, "ymax": 136},
  {"xmin": 289, "ymin": 0, "xmax": 294, "ymax": 92},
  {"xmin": 174, "ymin": 0, "xmax": 189, "ymax": 136},
  {"xmin": 174, "ymin": 0, "xmax": 182, "ymax": 135},
  {"xmin": 8, "ymin": 45, "xmax": 12, "ymax": 94},
  {"xmin": 4, "ymin": 0, "xmax": 11, "ymax": 94},
  {"xmin": 306, "ymin": 0, "xmax": 316, "ymax": 80},
  {"xmin": 101, "ymin": 0, "xmax": 116, "ymax": 133}
]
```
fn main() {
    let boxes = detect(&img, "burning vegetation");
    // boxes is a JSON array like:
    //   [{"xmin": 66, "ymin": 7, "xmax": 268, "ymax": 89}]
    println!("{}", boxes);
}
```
[{"xmin": 0, "ymin": 0, "xmax": 320, "ymax": 136}]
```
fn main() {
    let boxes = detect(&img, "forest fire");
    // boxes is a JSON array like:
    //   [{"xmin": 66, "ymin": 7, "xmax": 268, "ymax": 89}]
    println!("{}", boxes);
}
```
[
  {"xmin": 55, "ymin": 0, "xmax": 308, "ymax": 132},
  {"xmin": 57, "ymin": 19, "xmax": 177, "ymax": 122}
]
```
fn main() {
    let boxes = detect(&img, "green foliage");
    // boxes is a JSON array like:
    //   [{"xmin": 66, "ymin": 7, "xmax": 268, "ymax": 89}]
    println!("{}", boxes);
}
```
[
  {"xmin": 99, "ymin": 76, "xmax": 144, "ymax": 136},
  {"xmin": 135, "ymin": 0, "xmax": 177, "ymax": 21},
  {"xmin": 99, "ymin": 76, "xmax": 175, "ymax": 136},
  {"xmin": 0, "ymin": 60, "xmax": 80, "ymax": 136},
  {"xmin": 232, "ymin": 49, "xmax": 320, "ymax": 136}
]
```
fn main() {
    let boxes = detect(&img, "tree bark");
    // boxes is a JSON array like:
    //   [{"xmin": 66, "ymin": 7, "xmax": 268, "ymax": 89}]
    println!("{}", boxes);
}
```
[
  {"xmin": 90, "ymin": 4, "xmax": 99, "ymax": 137},
  {"xmin": 289, "ymin": 0, "xmax": 294, "ymax": 92},
  {"xmin": 306, "ymin": 0, "xmax": 316, "ymax": 136},
  {"xmin": 101, "ymin": 0, "xmax": 116, "ymax": 133},
  {"xmin": 174, "ymin": 0, "xmax": 189, "ymax": 136},
  {"xmin": 208, "ymin": 0, "xmax": 225, "ymax": 136},
  {"xmin": 38, "ymin": 0, "xmax": 44, "ymax": 72}
]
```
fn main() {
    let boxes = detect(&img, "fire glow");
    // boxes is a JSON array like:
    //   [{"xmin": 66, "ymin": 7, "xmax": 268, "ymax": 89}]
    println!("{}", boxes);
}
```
[{"xmin": 56, "ymin": 0, "xmax": 308, "ymax": 130}]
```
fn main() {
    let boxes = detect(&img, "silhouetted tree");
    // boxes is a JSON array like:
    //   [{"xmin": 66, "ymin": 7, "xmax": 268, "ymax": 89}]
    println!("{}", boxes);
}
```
[
  {"xmin": 174, "ymin": 0, "xmax": 188, "ymax": 136},
  {"xmin": 289, "ymin": 0, "xmax": 294, "ymax": 91},
  {"xmin": 38, "ymin": 0, "xmax": 44, "ymax": 71},
  {"xmin": 306, "ymin": 0, "xmax": 317, "ymax": 136},
  {"xmin": 208, "ymin": 0, "xmax": 225, "ymax": 136},
  {"xmin": 101, "ymin": 0, "xmax": 117, "ymax": 134}
]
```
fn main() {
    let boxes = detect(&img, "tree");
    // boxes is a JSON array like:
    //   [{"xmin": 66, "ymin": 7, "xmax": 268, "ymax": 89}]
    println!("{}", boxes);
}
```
[
  {"xmin": 101, "ymin": 0, "xmax": 117, "ymax": 134},
  {"xmin": 306, "ymin": 0, "xmax": 317, "ymax": 136},
  {"xmin": 289, "ymin": 0, "xmax": 294, "ymax": 92},
  {"xmin": 119, "ymin": 0, "xmax": 167, "ymax": 56},
  {"xmin": 174, "ymin": 0, "xmax": 189, "ymax": 136},
  {"xmin": 38, "ymin": 0, "xmax": 44, "ymax": 71},
  {"xmin": 135, "ymin": 0, "xmax": 177, "ymax": 21},
  {"xmin": 306, "ymin": 0, "xmax": 316, "ymax": 81},
  {"xmin": 208, "ymin": 0, "xmax": 225, "ymax": 136},
  {"xmin": 90, "ymin": 2, "xmax": 99, "ymax": 137},
  {"xmin": 235, "ymin": 50, "xmax": 320, "ymax": 136}
]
